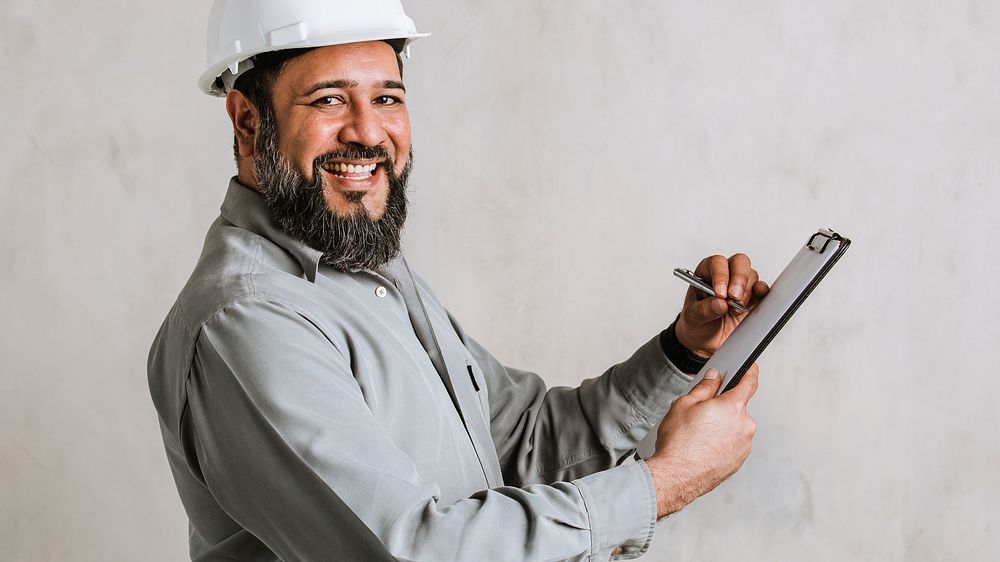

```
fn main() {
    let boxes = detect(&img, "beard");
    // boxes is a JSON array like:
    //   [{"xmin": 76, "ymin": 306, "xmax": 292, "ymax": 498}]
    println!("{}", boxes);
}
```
[{"xmin": 251, "ymin": 108, "xmax": 410, "ymax": 272}]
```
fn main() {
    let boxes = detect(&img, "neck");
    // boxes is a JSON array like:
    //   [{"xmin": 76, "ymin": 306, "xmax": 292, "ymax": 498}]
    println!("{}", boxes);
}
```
[{"xmin": 237, "ymin": 159, "xmax": 261, "ymax": 192}]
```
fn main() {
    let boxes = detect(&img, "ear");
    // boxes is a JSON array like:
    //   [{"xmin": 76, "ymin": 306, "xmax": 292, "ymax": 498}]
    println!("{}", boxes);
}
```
[{"xmin": 226, "ymin": 89, "xmax": 259, "ymax": 158}]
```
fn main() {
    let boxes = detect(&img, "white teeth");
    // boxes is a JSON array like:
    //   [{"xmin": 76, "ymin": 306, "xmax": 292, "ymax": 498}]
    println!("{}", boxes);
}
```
[{"xmin": 327, "ymin": 162, "xmax": 377, "ymax": 176}]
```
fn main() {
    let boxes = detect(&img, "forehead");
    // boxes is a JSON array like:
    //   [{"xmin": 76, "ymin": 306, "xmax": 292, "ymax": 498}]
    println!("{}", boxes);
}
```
[{"xmin": 275, "ymin": 41, "xmax": 402, "ymax": 95}]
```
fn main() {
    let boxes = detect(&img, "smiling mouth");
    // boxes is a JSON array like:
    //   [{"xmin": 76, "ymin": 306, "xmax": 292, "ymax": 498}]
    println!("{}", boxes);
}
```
[{"xmin": 322, "ymin": 161, "xmax": 380, "ymax": 180}]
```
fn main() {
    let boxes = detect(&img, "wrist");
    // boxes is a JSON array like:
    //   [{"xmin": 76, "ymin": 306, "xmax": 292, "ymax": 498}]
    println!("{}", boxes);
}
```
[
  {"xmin": 660, "ymin": 321, "xmax": 709, "ymax": 374},
  {"xmin": 646, "ymin": 455, "xmax": 695, "ymax": 519}
]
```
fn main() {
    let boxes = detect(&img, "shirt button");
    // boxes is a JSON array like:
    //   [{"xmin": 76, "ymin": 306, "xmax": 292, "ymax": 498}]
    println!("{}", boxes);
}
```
[{"xmin": 375, "ymin": 286, "xmax": 387, "ymax": 298}]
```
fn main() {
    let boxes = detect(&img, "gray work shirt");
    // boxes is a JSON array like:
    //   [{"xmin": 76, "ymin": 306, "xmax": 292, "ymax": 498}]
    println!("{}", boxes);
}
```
[{"xmin": 148, "ymin": 179, "xmax": 694, "ymax": 561}]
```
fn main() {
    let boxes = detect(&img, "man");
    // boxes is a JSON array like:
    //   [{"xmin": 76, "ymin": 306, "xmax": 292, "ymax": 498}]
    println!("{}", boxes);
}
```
[{"xmin": 148, "ymin": 1, "xmax": 769, "ymax": 560}]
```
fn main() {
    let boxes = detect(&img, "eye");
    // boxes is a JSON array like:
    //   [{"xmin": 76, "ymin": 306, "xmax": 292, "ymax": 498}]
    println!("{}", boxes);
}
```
[
  {"xmin": 312, "ymin": 96, "xmax": 344, "ymax": 106},
  {"xmin": 375, "ymin": 95, "xmax": 402, "ymax": 106}
]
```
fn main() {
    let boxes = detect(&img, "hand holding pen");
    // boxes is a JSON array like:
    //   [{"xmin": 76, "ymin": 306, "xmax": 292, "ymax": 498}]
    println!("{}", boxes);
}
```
[
  {"xmin": 672, "ymin": 254, "xmax": 770, "ymax": 359},
  {"xmin": 674, "ymin": 268, "xmax": 750, "ymax": 313}
]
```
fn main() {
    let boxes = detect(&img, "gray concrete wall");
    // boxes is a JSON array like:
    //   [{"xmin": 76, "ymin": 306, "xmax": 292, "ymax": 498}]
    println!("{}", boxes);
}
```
[{"xmin": 2, "ymin": 1, "xmax": 997, "ymax": 560}]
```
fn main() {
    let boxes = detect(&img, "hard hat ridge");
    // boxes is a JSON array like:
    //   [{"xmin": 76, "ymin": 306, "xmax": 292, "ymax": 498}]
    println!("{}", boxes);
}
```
[{"xmin": 199, "ymin": 0, "xmax": 430, "ymax": 97}]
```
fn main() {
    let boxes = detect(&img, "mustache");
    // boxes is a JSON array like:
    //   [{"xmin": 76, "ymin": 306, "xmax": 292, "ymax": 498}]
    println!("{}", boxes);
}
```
[{"xmin": 313, "ymin": 144, "xmax": 395, "ymax": 170}]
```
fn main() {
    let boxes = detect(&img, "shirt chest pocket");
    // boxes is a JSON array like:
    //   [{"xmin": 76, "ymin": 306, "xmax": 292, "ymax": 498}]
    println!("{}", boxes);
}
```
[{"xmin": 464, "ymin": 358, "xmax": 491, "ymax": 422}]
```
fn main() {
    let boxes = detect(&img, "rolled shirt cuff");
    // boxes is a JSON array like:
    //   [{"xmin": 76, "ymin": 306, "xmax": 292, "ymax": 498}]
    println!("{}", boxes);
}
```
[
  {"xmin": 612, "ymin": 334, "xmax": 694, "ymax": 425},
  {"xmin": 571, "ymin": 461, "xmax": 657, "ymax": 560}
]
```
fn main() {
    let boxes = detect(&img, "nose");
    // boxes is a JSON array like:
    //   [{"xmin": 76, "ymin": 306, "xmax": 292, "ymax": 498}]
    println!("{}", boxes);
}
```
[{"xmin": 337, "ymin": 102, "xmax": 388, "ymax": 148}]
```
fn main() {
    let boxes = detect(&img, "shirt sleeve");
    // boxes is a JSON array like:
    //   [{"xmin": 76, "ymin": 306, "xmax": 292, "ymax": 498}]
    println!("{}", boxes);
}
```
[
  {"xmin": 184, "ymin": 299, "xmax": 657, "ymax": 562},
  {"xmin": 453, "ymin": 318, "xmax": 693, "ymax": 487}
]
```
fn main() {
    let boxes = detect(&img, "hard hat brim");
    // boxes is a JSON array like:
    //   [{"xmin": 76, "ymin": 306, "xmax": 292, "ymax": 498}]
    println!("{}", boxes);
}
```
[{"xmin": 198, "ymin": 31, "xmax": 430, "ymax": 97}]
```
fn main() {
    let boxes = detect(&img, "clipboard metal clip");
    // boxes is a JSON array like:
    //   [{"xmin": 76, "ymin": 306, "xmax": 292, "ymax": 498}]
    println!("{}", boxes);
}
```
[{"xmin": 806, "ymin": 228, "xmax": 843, "ymax": 254}]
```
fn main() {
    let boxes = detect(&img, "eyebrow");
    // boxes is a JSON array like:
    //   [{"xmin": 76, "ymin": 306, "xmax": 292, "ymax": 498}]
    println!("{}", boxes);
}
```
[{"xmin": 304, "ymin": 79, "xmax": 406, "ymax": 96}]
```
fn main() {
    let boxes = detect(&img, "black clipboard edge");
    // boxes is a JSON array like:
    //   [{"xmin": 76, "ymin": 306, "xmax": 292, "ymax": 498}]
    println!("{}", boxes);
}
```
[{"xmin": 720, "ymin": 231, "xmax": 852, "ymax": 393}]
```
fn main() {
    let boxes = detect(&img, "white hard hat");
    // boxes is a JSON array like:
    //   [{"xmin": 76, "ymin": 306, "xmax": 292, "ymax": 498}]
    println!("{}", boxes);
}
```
[{"xmin": 199, "ymin": 0, "xmax": 430, "ymax": 96}]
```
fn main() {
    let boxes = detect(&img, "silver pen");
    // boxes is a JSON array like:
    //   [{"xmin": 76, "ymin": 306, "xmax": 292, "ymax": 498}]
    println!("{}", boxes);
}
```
[{"xmin": 673, "ymin": 268, "xmax": 750, "ymax": 313}]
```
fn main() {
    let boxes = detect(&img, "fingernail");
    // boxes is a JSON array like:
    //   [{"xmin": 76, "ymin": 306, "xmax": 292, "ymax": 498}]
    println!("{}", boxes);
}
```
[
  {"xmin": 730, "ymin": 284, "xmax": 743, "ymax": 299},
  {"xmin": 705, "ymin": 368, "xmax": 719, "ymax": 380},
  {"xmin": 715, "ymin": 284, "xmax": 726, "ymax": 297}
]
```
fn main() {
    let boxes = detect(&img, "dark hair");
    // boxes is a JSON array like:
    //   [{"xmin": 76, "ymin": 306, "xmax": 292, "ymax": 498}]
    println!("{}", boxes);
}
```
[{"xmin": 229, "ymin": 43, "xmax": 405, "ymax": 161}]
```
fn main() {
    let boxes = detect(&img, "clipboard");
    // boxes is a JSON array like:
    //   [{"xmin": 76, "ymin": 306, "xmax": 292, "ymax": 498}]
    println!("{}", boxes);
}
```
[
  {"xmin": 636, "ymin": 228, "xmax": 850, "ymax": 458},
  {"xmin": 703, "ymin": 227, "xmax": 850, "ymax": 393}
]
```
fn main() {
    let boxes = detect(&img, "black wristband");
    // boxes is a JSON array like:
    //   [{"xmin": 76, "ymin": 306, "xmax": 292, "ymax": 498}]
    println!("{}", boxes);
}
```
[{"xmin": 659, "ymin": 321, "xmax": 708, "ymax": 375}]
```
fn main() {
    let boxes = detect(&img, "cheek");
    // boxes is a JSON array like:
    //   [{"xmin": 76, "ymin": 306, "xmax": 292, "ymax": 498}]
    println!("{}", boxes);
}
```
[
  {"xmin": 385, "ymin": 117, "xmax": 411, "ymax": 167},
  {"xmin": 279, "ymin": 117, "xmax": 343, "ymax": 168}
]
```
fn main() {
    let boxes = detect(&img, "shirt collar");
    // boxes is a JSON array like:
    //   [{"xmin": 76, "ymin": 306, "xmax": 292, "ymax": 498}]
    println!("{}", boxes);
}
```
[{"xmin": 219, "ymin": 177, "xmax": 323, "ymax": 282}]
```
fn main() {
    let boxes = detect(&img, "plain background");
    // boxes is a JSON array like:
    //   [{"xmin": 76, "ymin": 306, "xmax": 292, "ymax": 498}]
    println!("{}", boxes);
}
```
[{"xmin": 2, "ymin": 1, "xmax": 998, "ymax": 560}]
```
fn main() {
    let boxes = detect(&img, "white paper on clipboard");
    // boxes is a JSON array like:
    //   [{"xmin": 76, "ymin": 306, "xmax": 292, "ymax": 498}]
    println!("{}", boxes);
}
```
[{"xmin": 636, "ymin": 228, "xmax": 851, "ymax": 459}]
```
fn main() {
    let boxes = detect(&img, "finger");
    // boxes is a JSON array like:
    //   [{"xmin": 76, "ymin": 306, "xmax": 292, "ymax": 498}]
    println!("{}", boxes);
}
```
[
  {"xmin": 727, "ymin": 253, "xmax": 751, "ymax": 303},
  {"xmin": 752, "ymin": 280, "xmax": 769, "ymax": 298},
  {"xmin": 748, "ymin": 280, "xmax": 769, "ymax": 307},
  {"xmin": 681, "ymin": 291, "xmax": 728, "ymax": 326},
  {"xmin": 741, "ymin": 269, "xmax": 760, "ymax": 306},
  {"xmin": 694, "ymin": 255, "xmax": 729, "ymax": 299},
  {"xmin": 686, "ymin": 368, "xmax": 724, "ymax": 402},
  {"xmin": 722, "ymin": 364, "xmax": 759, "ymax": 408}
]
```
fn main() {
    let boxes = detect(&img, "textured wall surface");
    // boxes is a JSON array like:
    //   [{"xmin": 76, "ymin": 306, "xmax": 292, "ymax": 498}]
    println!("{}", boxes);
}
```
[{"xmin": 2, "ymin": 1, "xmax": 997, "ymax": 560}]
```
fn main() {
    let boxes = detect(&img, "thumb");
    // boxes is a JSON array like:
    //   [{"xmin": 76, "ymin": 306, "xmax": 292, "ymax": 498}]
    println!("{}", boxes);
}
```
[
  {"xmin": 686, "ymin": 368, "xmax": 723, "ymax": 402},
  {"xmin": 721, "ymin": 363, "xmax": 759, "ymax": 408}
]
